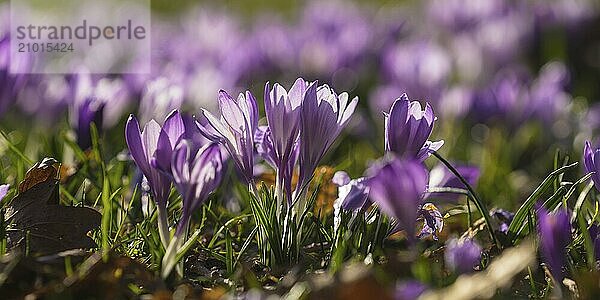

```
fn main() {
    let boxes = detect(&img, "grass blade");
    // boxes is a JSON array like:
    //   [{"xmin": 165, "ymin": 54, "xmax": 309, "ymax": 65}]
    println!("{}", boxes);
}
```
[{"xmin": 507, "ymin": 162, "xmax": 578, "ymax": 244}]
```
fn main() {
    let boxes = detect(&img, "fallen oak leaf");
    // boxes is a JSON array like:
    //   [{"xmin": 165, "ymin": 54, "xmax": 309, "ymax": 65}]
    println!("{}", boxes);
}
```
[{"xmin": 5, "ymin": 158, "xmax": 101, "ymax": 255}]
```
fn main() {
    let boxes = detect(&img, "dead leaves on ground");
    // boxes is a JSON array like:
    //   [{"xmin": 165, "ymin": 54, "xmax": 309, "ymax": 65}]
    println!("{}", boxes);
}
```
[{"xmin": 5, "ymin": 157, "xmax": 101, "ymax": 255}]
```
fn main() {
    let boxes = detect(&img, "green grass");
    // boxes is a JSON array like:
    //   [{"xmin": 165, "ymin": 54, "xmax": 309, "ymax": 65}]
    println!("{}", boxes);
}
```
[{"xmin": 0, "ymin": 108, "xmax": 599, "ymax": 298}]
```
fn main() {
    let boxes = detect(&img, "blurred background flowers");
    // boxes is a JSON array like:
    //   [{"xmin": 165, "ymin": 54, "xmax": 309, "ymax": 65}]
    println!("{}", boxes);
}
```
[{"xmin": 2, "ymin": 0, "xmax": 598, "ymax": 209}]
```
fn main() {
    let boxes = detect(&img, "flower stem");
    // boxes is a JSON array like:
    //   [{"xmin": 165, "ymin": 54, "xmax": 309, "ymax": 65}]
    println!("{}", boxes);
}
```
[
  {"xmin": 161, "ymin": 219, "xmax": 188, "ymax": 279},
  {"xmin": 275, "ymin": 170, "xmax": 284, "ymax": 218},
  {"xmin": 157, "ymin": 202, "xmax": 170, "ymax": 249},
  {"xmin": 431, "ymin": 151, "xmax": 499, "ymax": 248}
]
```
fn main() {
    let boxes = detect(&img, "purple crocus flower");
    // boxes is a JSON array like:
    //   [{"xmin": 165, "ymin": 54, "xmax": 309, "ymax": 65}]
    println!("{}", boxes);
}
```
[
  {"xmin": 263, "ymin": 78, "xmax": 308, "ymax": 203},
  {"xmin": 366, "ymin": 158, "xmax": 428, "ymax": 242},
  {"xmin": 254, "ymin": 125, "xmax": 277, "ymax": 168},
  {"xmin": 0, "ymin": 35, "xmax": 30, "ymax": 116},
  {"xmin": 427, "ymin": 0, "xmax": 504, "ymax": 32},
  {"xmin": 445, "ymin": 237, "xmax": 482, "ymax": 274},
  {"xmin": 297, "ymin": 83, "xmax": 358, "ymax": 195},
  {"xmin": 162, "ymin": 141, "xmax": 223, "ymax": 278},
  {"xmin": 71, "ymin": 74, "xmax": 130, "ymax": 128},
  {"xmin": 76, "ymin": 97, "xmax": 105, "ymax": 150},
  {"xmin": 418, "ymin": 203, "xmax": 444, "ymax": 240},
  {"xmin": 381, "ymin": 40, "xmax": 451, "ymax": 102},
  {"xmin": 369, "ymin": 85, "xmax": 405, "ymax": 122},
  {"xmin": 491, "ymin": 208, "xmax": 515, "ymax": 234},
  {"xmin": 202, "ymin": 90, "xmax": 258, "ymax": 184},
  {"xmin": 537, "ymin": 207, "xmax": 572, "ymax": 281},
  {"xmin": 332, "ymin": 171, "xmax": 371, "ymax": 233},
  {"xmin": 395, "ymin": 280, "xmax": 428, "ymax": 300},
  {"xmin": 527, "ymin": 62, "xmax": 570, "ymax": 125},
  {"xmin": 125, "ymin": 110, "xmax": 185, "ymax": 247},
  {"xmin": 384, "ymin": 94, "xmax": 444, "ymax": 161},
  {"xmin": 255, "ymin": 125, "xmax": 300, "ymax": 195},
  {"xmin": 471, "ymin": 68, "xmax": 530, "ymax": 124},
  {"xmin": 296, "ymin": 1, "xmax": 371, "ymax": 76},
  {"xmin": 332, "ymin": 171, "xmax": 370, "ymax": 211},
  {"xmin": 0, "ymin": 184, "xmax": 9, "ymax": 203},
  {"xmin": 138, "ymin": 77, "xmax": 184, "ymax": 124},
  {"xmin": 583, "ymin": 141, "xmax": 600, "ymax": 192},
  {"xmin": 17, "ymin": 75, "xmax": 70, "ymax": 125},
  {"xmin": 426, "ymin": 163, "xmax": 480, "ymax": 201},
  {"xmin": 171, "ymin": 141, "xmax": 223, "ymax": 235}
]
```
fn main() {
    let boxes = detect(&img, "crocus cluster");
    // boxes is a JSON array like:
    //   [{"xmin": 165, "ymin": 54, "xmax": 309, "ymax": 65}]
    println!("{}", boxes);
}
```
[
  {"xmin": 333, "ymin": 94, "xmax": 446, "ymax": 242},
  {"xmin": 0, "ymin": 0, "xmax": 594, "ymax": 141},
  {"xmin": 204, "ymin": 78, "xmax": 357, "ymax": 215},
  {"xmin": 126, "ymin": 110, "xmax": 224, "ymax": 277},
  {"xmin": 468, "ymin": 62, "xmax": 570, "ymax": 126}
]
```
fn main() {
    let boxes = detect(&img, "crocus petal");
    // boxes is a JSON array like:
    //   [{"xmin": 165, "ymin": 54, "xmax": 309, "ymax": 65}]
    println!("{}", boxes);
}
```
[
  {"xmin": 218, "ymin": 90, "xmax": 246, "ymax": 134},
  {"xmin": 340, "ymin": 95, "xmax": 359, "ymax": 126},
  {"xmin": 190, "ymin": 143, "xmax": 223, "ymax": 204},
  {"xmin": 537, "ymin": 207, "xmax": 572, "ymax": 281},
  {"xmin": 125, "ymin": 115, "xmax": 150, "ymax": 173},
  {"xmin": 163, "ymin": 110, "xmax": 185, "ymax": 147},
  {"xmin": 587, "ymin": 141, "xmax": 600, "ymax": 193},
  {"xmin": 297, "ymin": 82, "xmax": 358, "ymax": 192},
  {"xmin": 367, "ymin": 158, "xmax": 428, "ymax": 242},
  {"xmin": 171, "ymin": 141, "xmax": 224, "ymax": 235},
  {"xmin": 584, "ymin": 141, "xmax": 594, "ymax": 174},
  {"xmin": 418, "ymin": 203, "xmax": 444, "ymax": 240},
  {"xmin": 201, "ymin": 109, "xmax": 236, "ymax": 144},
  {"xmin": 0, "ymin": 184, "xmax": 9, "ymax": 202},
  {"xmin": 241, "ymin": 91, "xmax": 259, "ymax": 132},
  {"xmin": 172, "ymin": 141, "xmax": 191, "ymax": 185},
  {"xmin": 396, "ymin": 281, "xmax": 428, "ymax": 300},
  {"xmin": 153, "ymin": 129, "xmax": 174, "ymax": 173},
  {"xmin": 254, "ymin": 126, "xmax": 277, "ymax": 168},
  {"xmin": 142, "ymin": 120, "xmax": 162, "ymax": 162},
  {"xmin": 338, "ymin": 177, "xmax": 370, "ymax": 211},
  {"xmin": 445, "ymin": 238, "xmax": 482, "ymax": 274},
  {"xmin": 332, "ymin": 171, "xmax": 351, "ymax": 186},
  {"xmin": 288, "ymin": 78, "xmax": 307, "ymax": 109}
]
